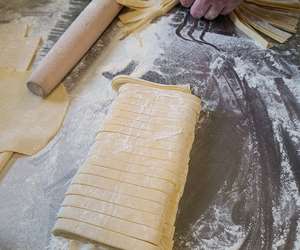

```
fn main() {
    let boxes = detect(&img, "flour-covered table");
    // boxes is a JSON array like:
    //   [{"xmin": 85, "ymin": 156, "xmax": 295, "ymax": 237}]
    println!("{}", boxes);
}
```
[{"xmin": 0, "ymin": 1, "xmax": 300, "ymax": 249}]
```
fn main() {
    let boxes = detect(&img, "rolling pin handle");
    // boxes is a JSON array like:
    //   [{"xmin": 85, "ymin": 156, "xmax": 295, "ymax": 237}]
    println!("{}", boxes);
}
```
[
  {"xmin": 27, "ymin": 0, "xmax": 122, "ymax": 97},
  {"xmin": 27, "ymin": 81, "xmax": 46, "ymax": 97}
]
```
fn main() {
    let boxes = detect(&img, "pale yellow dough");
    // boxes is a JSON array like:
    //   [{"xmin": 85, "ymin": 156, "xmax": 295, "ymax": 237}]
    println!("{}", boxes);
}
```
[
  {"xmin": 62, "ymin": 194, "xmax": 163, "ymax": 228},
  {"xmin": 0, "ymin": 36, "xmax": 41, "ymax": 70},
  {"xmin": 66, "ymin": 184, "xmax": 165, "ymax": 215},
  {"xmin": 79, "ymin": 163, "xmax": 176, "ymax": 194},
  {"xmin": 54, "ymin": 219, "xmax": 160, "ymax": 250},
  {"xmin": 0, "ymin": 152, "xmax": 13, "ymax": 172},
  {"xmin": 0, "ymin": 69, "xmax": 69, "ymax": 155},
  {"xmin": 116, "ymin": 0, "xmax": 179, "ymax": 38},
  {"xmin": 53, "ymin": 76, "xmax": 200, "ymax": 250},
  {"xmin": 0, "ymin": 22, "xmax": 43, "ymax": 171},
  {"xmin": 0, "ymin": 22, "xmax": 28, "ymax": 39}
]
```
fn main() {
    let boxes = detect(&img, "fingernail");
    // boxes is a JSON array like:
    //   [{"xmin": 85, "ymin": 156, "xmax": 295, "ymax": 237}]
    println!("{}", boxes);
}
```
[
  {"xmin": 181, "ymin": 0, "xmax": 191, "ymax": 7},
  {"xmin": 190, "ymin": 9, "xmax": 203, "ymax": 18},
  {"xmin": 205, "ymin": 14, "xmax": 214, "ymax": 20}
]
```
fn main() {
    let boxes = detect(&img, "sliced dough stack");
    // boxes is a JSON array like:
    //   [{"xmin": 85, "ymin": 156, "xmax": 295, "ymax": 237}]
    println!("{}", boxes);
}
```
[
  {"xmin": 53, "ymin": 76, "xmax": 201, "ymax": 250},
  {"xmin": 230, "ymin": 0, "xmax": 300, "ymax": 48}
]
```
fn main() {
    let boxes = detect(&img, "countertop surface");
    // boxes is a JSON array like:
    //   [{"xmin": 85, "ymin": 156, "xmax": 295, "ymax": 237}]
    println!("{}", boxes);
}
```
[{"xmin": 0, "ymin": 1, "xmax": 300, "ymax": 249}]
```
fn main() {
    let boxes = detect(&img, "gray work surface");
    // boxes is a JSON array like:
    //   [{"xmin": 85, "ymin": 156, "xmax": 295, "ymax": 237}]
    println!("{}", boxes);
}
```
[{"xmin": 1, "ymin": 1, "xmax": 300, "ymax": 249}]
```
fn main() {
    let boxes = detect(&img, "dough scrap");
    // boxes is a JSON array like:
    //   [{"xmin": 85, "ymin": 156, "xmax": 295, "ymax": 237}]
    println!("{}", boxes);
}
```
[
  {"xmin": 53, "ymin": 76, "xmax": 200, "ymax": 249},
  {"xmin": 0, "ymin": 69, "xmax": 69, "ymax": 155}
]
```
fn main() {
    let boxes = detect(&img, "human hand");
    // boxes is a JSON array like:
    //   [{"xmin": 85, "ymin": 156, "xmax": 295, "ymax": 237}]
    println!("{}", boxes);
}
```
[{"xmin": 180, "ymin": 0, "xmax": 243, "ymax": 20}]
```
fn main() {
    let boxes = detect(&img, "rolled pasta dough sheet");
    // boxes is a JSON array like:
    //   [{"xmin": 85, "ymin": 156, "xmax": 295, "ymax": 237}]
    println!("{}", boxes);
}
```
[
  {"xmin": 0, "ymin": 152, "xmax": 13, "ymax": 172},
  {"xmin": 0, "ymin": 69, "xmax": 69, "ymax": 155},
  {"xmin": 0, "ymin": 23, "xmax": 43, "ymax": 172},
  {"xmin": 0, "ymin": 22, "xmax": 28, "ymax": 40},
  {"xmin": 0, "ymin": 36, "xmax": 41, "ymax": 70}
]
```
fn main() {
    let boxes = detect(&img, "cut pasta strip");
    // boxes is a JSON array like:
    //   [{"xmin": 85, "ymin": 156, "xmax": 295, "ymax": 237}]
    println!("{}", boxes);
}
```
[
  {"xmin": 116, "ymin": 0, "xmax": 179, "ymax": 38},
  {"xmin": 230, "ymin": 11, "xmax": 270, "ymax": 48},
  {"xmin": 231, "ymin": 0, "xmax": 300, "ymax": 47}
]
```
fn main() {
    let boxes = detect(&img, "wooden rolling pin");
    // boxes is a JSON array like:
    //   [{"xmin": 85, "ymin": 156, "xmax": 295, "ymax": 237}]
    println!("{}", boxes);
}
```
[{"xmin": 27, "ymin": 0, "xmax": 122, "ymax": 97}]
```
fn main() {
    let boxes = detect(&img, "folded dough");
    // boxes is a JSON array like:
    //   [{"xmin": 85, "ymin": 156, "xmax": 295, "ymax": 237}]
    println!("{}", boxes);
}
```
[{"xmin": 53, "ymin": 75, "xmax": 200, "ymax": 250}]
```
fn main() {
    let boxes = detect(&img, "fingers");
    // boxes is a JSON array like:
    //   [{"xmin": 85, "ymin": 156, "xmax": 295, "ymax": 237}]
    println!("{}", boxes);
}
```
[
  {"xmin": 205, "ymin": 4, "xmax": 224, "ymax": 20},
  {"xmin": 180, "ymin": 0, "xmax": 195, "ymax": 7},
  {"xmin": 190, "ymin": 0, "xmax": 210, "ymax": 18},
  {"xmin": 181, "ymin": 0, "xmax": 243, "ymax": 20},
  {"xmin": 221, "ymin": 0, "xmax": 243, "ymax": 15},
  {"xmin": 221, "ymin": 6, "xmax": 234, "ymax": 15}
]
